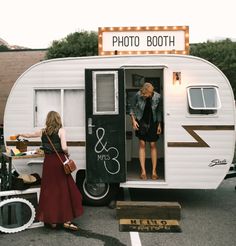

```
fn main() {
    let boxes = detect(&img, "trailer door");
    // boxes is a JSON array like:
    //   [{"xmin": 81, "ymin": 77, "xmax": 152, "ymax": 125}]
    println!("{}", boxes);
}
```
[{"xmin": 85, "ymin": 69, "xmax": 126, "ymax": 183}]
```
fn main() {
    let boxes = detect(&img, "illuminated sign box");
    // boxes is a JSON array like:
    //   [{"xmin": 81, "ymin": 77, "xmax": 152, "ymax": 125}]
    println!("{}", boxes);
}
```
[{"xmin": 98, "ymin": 26, "xmax": 189, "ymax": 55}]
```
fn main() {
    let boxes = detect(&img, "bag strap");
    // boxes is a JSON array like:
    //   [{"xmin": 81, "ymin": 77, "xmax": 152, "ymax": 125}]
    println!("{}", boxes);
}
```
[{"xmin": 44, "ymin": 131, "xmax": 64, "ymax": 165}]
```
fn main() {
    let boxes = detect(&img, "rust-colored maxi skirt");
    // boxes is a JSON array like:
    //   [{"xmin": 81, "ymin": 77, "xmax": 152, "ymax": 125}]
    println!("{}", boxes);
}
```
[{"xmin": 36, "ymin": 153, "xmax": 83, "ymax": 223}]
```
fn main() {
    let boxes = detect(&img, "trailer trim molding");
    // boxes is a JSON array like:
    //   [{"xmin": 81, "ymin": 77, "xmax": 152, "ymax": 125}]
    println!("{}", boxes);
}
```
[
  {"xmin": 6, "ymin": 141, "xmax": 86, "ymax": 147},
  {"xmin": 167, "ymin": 125, "xmax": 235, "ymax": 147}
]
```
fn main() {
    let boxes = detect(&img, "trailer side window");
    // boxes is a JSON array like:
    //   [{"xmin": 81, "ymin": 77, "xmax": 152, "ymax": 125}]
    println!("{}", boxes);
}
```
[
  {"xmin": 187, "ymin": 87, "xmax": 221, "ymax": 115},
  {"xmin": 64, "ymin": 89, "xmax": 84, "ymax": 127},
  {"xmin": 34, "ymin": 89, "xmax": 84, "ymax": 127},
  {"xmin": 93, "ymin": 71, "xmax": 119, "ymax": 115}
]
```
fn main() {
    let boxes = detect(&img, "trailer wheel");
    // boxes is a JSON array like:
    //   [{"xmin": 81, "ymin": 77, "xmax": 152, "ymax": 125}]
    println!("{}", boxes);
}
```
[{"xmin": 76, "ymin": 170, "xmax": 119, "ymax": 206}]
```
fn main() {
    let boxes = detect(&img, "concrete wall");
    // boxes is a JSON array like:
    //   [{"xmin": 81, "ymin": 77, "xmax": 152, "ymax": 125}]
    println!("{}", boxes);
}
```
[{"xmin": 0, "ymin": 50, "xmax": 47, "ymax": 125}]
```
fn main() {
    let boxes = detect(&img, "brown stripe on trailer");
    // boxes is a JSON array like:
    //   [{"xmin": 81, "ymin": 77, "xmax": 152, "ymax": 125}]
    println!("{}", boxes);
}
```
[
  {"xmin": 167, "ymin": 125, "xmax": 235, "ymax": 147},
  {"xmin": 6, "ymin": 141, "xmax": 86, "ymax": 147}
]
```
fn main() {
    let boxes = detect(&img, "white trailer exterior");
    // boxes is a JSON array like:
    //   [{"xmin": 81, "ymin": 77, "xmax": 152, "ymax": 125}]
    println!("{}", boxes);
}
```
[{"xmin": 4, "ymin": 54, "xmax": 236, "ymax": 205}]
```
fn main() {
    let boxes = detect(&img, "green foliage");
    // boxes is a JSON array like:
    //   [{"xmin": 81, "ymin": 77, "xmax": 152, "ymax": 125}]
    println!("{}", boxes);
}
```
[
  {"xmin": 46, "ymin": 31, "xmax": 98, "ymax": 59},
  {"xmin": 190, "ymin": 39, "xmax": 236, "ymax": 97},
  {"xmin": 0, "ymin": 45, "xmax": 9, "ymax": 51}
]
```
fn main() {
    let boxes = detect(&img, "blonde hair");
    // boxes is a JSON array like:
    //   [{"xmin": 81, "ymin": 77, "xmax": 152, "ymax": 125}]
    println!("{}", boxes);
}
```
[
  {"xmin": 44, "ymin": 111, "xmax": 62, "ymax": 135},
  {"xmin": 140, "ymin": 82, "xmax": 154, "ymax": 97}
]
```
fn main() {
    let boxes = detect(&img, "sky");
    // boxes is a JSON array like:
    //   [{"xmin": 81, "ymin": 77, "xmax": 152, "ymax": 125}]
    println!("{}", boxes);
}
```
[{"xmin": 1, "ymin": 0, "xmax": 235, "ymax": 49}]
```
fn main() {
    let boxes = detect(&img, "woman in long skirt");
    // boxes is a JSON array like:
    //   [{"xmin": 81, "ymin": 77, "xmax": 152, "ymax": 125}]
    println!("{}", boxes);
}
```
[{"xmin": 17, "ymin": 111, "xmax": 83, "ymax": 230}]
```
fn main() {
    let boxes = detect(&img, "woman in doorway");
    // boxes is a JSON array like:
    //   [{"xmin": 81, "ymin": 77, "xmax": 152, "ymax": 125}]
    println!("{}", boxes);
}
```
[
  {"xmin": 130, "ymin": 82, "xmax": 162, "ymax": 180},
  {"xmin": 16, "ymin": 111, "xmax": 83, "ymax": 230}
]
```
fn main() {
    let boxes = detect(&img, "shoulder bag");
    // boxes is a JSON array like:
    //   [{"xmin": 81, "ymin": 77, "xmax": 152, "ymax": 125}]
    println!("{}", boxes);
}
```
[{"xmin": 45, "ymin": 132, "xmax": 77, "ymax": 175}]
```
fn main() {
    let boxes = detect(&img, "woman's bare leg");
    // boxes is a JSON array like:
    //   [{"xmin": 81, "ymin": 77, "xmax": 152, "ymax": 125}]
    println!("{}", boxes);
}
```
[
  {"xmin": 150, "ymin": 142, "xmax": 158, "ymax": 179},
  {"xmin": 139, "ymin": 140, "xmax": 146, "ymax": 178}
]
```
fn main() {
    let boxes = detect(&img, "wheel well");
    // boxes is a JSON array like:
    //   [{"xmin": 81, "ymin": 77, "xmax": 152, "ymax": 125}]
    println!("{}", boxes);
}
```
[
  {"xmin": 76, "ymin": 169, "xmax": 86, "ymax": 182},
  {"xmin": 75, "ymin": 169, "xmax": 120, "ymax": 206}
]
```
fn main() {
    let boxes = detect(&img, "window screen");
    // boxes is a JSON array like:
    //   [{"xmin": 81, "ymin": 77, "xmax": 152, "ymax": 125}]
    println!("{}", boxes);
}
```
[
  {"xmin": 187, "ymin": 87, "xmax": 221, "ymax": 115},
  {"xmin": 64, "ymin": 90, "xmax": 84, "ymax": 127},
  {"xmin": 93, "ymin": 71, "xmax": 119, "ymax": 114},
  {"xmin": 203, "ymin": 88, "xmax": 218, "ymax": 108},
  {"xmin": 35, "ymin": 90, "xmax": 61, "ymax": 127}
]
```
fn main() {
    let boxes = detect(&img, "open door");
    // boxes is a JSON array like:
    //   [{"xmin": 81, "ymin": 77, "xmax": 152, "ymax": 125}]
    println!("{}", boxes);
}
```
[{"xmin": 85, "ymin": 69, "xmax": 126, "ymax": 183}]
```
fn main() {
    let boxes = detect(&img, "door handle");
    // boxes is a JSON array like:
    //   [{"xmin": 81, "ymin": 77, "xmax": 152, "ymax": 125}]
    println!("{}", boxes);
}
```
[{"xmin": 88, "ymin": 118, "xmax": 95, "ymax": 135}]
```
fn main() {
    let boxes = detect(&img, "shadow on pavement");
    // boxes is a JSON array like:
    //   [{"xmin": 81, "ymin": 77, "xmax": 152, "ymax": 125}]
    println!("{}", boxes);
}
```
[{"xmin": 66, "ymin": 228, "xmax": 127, "ymax": 246}]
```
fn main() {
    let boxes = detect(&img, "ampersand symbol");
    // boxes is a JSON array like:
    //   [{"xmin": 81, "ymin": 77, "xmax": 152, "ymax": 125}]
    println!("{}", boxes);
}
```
[{"xmin": 94, "ymin": 128, "xmax": 107, "ymax": 153}]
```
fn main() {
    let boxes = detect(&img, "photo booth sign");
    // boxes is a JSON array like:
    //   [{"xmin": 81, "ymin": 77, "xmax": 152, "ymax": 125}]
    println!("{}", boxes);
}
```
[{"xmin": 98, "ymin": 26, "xmax": 189, "ymax": 56}]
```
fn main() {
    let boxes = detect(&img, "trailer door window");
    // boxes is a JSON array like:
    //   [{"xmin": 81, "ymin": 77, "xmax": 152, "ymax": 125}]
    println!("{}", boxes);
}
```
[
  {"xmin": 187, "ymin": 87, "xmax": 221, "ymax": 114},
  {"xmin": 93, "ymin": 71, "xmax": 119, "ymax": 115}
]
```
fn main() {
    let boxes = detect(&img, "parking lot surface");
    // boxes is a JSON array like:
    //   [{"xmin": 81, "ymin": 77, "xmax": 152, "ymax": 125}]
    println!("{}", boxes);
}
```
[{"xmin": 0, "ymin": 178, "xmax": 236, "ymax": 246}]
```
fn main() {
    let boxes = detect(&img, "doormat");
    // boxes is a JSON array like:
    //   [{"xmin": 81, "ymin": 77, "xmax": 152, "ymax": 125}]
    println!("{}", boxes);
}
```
[{"xmin": 119, "ymin": 219, "xmax": 181, "ymax": 232}]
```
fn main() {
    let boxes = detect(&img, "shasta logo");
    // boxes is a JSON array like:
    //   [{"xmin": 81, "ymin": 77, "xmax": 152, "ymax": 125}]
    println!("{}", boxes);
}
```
[{"xmin": 209, "ymin": 159, "xmax": 227, "ymax": 167}]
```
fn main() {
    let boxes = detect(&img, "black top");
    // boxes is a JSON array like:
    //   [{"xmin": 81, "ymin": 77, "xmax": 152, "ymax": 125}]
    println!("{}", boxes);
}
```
[
  {"xmin": 141, "ymin": 97, "xmax": 153, "ymax": 124},
  {"xmin": 41, "ymin": 132, "xmax": 64, "ymax": 154}
]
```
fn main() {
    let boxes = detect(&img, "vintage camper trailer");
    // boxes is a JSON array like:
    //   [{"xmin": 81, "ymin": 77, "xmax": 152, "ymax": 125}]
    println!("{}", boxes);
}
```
[{"xmin": 4, "ymin": 54, "xmax": 236, "ymax": 205}]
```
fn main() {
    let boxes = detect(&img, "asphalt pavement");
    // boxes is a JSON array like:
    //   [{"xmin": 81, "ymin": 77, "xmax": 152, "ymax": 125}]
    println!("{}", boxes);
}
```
[{"xmin": 0, "ymin": 178, "xmax": 236, "ymax": 246}]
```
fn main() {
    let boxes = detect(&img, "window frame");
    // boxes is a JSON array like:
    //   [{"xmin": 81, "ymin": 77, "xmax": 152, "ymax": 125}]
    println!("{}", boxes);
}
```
[
  {"xmin": 187, "ymin": 86, "xmax": 221, "ymax": 111},
  {"xmin": 34, "ymin": 87, "xmax": 83, "ymax": 127}
]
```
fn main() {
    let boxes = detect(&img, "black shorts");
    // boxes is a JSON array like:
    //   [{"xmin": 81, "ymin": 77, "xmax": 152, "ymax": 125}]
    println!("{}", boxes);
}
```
[{"xmin": 135, "ymin": 120, "xmax": 159, "ymax": 142}]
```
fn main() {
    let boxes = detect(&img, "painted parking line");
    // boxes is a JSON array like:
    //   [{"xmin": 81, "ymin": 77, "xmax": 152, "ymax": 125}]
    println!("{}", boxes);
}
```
[
  {"xmin": 123, "ymin": 188, "xmax": 142, "ymax": 246},
  {"xmin": 130, "ymin": 231, "xmax": 142, "ymax": 246}
]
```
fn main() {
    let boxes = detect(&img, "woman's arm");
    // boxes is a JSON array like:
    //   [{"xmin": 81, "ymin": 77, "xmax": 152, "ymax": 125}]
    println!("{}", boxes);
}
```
[
  {"xmin": 17, "ymin": 130, "xmax": 42, "ymax": 138},
  {"xmin": 130, "ymin": 92, "xmax": 139, "ymax": 130},
  {"xmin": 130, "ymin": 113, "xmax": 139, "ymax": 130},
  {"xmin": 58, "ymin": 128, "xmax": 69, "ymax": 154},
  {"xmin": 155, "ymin": 93, "xmax": 162, "ymax": 122},
  {"xmin": 154, "ymin": 93, "xmax": 162, "ymax": 135}
]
